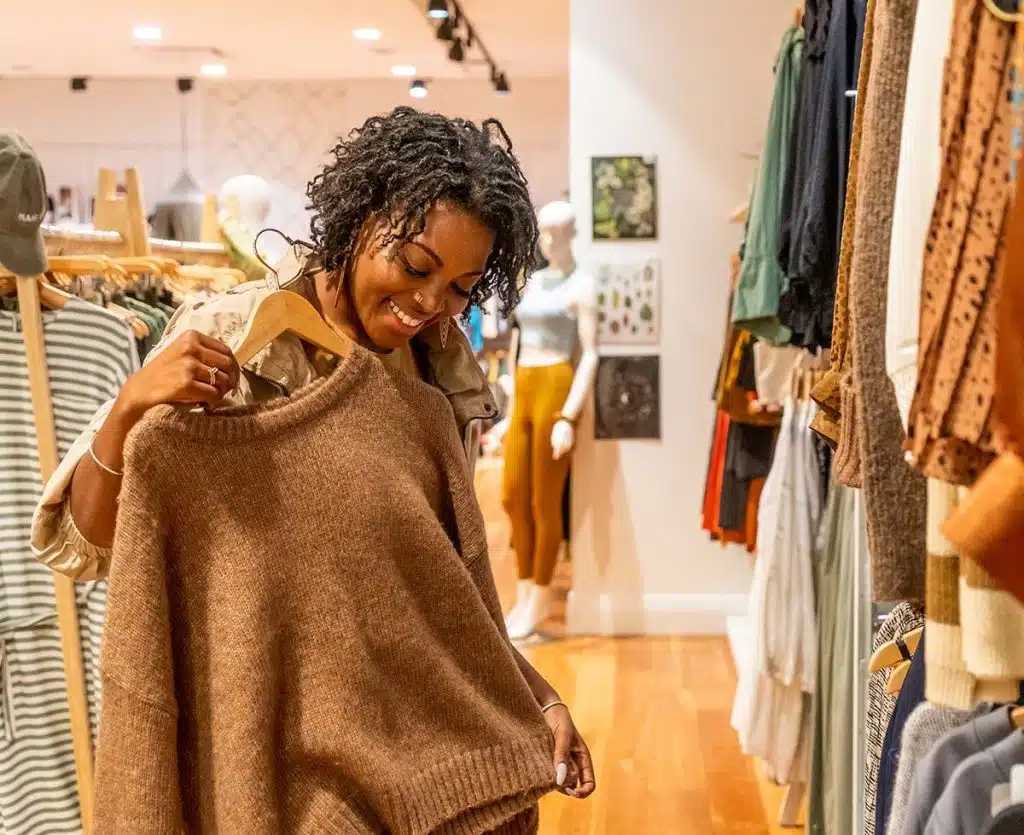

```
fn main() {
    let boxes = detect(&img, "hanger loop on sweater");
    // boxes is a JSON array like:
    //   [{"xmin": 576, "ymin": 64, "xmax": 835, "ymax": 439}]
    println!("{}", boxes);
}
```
[{"xmin": 982, "ymin": 0, "xmax": 1024, "ymax": 23}]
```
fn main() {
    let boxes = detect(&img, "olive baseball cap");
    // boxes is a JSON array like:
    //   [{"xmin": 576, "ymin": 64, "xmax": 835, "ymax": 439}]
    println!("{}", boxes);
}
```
[{"xmin": 0, "ymin": 131, "xmax": 48, "ymax": 276}]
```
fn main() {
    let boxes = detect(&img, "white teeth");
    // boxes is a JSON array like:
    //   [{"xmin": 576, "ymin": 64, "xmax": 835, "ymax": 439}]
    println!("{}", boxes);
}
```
[{"xmin": 388, "ymin": 299, "xmax": 424, "ymax": 328}]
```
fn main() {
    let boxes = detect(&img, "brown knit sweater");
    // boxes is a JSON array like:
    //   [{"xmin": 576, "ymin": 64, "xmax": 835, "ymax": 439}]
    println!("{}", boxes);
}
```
[
  {"xmin": 94, "ymin": 347, "xmax": 555, "ymax": 835},
  {"xmin": 844, "ymin": 0, "xmax": 925, "ymax": 604}
]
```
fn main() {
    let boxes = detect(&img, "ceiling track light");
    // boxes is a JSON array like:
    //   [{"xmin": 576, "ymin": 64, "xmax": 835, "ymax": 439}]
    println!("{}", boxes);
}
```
[
  {"xmin": 436, "ymin": 17, "xmax": 455, "ymax": 41},
  {"xmin": 427, "ymin": 0, "xmax": 449, "ymax": 19},
  {"xmin": 423, "ymin": 0, "xmax": 510, "ymax": 94},
  {"xmin": 410, "ymin": 79, "xmax": 428, "ymax": 99}
]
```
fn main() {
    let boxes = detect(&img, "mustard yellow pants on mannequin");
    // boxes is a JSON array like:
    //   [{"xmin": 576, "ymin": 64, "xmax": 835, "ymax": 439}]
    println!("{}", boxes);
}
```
[{"xmin": 502, "ymin": 363, "xmax": 575, "ymax": 586}]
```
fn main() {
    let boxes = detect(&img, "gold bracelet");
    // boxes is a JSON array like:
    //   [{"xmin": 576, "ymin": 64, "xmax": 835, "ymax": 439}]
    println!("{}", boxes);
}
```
[
  {"xmin": 88, "ymin": 438, "xmax": 123, "ymax": 477},
  {"xmin": 541, "ymin": 699, "xmax": 568, "ymax": 714}
]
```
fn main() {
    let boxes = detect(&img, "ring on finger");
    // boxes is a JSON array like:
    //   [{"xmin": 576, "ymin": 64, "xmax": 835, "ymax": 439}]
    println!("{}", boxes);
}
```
[{"xmin": 208, "ymin": 366, "xmax": 218, "ymax": 387}]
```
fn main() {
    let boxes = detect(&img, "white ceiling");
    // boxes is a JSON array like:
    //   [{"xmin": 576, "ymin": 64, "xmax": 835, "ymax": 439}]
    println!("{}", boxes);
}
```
[{"xmin": 1, "ymin": 0, "xmax": 568, "ymax": 80}]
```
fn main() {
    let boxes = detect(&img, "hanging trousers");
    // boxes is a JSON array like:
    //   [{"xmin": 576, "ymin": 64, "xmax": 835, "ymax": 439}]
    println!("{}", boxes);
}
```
[{"xmin": 502, "ymin": 363, "xmax": 574, "ymax": 586}]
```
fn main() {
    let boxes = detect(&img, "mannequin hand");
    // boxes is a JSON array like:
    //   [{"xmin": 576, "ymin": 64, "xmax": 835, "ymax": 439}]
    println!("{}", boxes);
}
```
[
  {"xmin": 551, "ymin": 419, "xmax": 575, "ymax": 460},
  {"xmin": 545, "ymin": 704, "xmax": 596, "ymax": 799}
]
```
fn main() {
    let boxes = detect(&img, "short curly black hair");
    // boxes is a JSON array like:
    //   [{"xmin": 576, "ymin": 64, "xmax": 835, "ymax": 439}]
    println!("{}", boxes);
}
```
[{"xmin": 306, "ymin": 106, "xmax": 537, "ymax": 315}]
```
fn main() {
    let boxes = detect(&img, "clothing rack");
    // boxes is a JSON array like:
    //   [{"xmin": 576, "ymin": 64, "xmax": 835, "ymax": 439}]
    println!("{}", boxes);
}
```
[
  {"xmin": 1, "ymin": 167, "xmax": 233, "ymax": 832},
  {"xmin": 9, "ymin": 274, "xmax": 96, "ymax": 832}
]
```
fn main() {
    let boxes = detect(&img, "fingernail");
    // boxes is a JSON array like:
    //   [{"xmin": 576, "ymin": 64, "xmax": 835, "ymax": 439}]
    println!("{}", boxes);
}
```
[{"xmin": 556, "ymin": 763, "xmax": 568, "ymax": 786}]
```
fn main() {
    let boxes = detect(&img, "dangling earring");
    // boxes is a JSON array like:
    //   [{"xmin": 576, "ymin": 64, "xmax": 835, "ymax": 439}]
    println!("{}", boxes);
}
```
[{"xmin": 439, "ymin": 317, "xmax": 451, "ymax": 349}]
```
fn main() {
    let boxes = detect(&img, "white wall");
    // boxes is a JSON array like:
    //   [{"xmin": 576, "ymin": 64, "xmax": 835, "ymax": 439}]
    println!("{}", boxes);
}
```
[
  {"xmin": 568, "ymin": 0, "xmax": 796, "ymax": 635},
  {"xmin": 0, "ymin": 77, "xmax": 568, "ymax": 238}
]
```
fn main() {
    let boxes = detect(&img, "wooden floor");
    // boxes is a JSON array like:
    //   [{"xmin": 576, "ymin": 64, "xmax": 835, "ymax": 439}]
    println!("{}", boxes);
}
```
[{"xmin": 476, "ymin": 461, "xmax": 794, "ymax": 835}]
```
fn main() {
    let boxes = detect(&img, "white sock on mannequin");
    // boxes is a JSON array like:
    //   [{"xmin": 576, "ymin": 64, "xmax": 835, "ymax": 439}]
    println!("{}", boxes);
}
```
[{"xmin": 507, "ymin": 584, "xmax": 555, "ymax": 641}]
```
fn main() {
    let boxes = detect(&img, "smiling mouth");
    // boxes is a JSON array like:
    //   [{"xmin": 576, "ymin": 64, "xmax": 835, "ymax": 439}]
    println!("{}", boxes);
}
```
[{"xmin": 387, "ymin": 298, "xmax": 426, "ymax": 329}]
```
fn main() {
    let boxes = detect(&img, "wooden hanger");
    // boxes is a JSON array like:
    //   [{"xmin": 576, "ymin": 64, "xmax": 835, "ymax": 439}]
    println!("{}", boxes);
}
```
[
  {"xmin": 869, "ymin": 626, "xmax": 923, "ymax": 672},
  {"xmin": 0, "ymin": 273, "xmax": 73, "ymax": 310},
  {"xmin": 885, "ymin": 661, "xmax": 912, "ymax": 695},
  {"xmin": 1011, "ymin": 706, "xmax": 1024, "ymax": 729},
  {"xmin": 793, "ymin": 4, "xmax": 804, "ymax": 26},
  {"xmin": 869, "ymin": 626, "xmax": 923, "ymax": 696},
  {"xmin": 233, "ymin": 289, "xmax": 353, "ymax": 366},
  {"xmin": 111, "ymin": 256, "xmax": 165, "ymax": 277}
]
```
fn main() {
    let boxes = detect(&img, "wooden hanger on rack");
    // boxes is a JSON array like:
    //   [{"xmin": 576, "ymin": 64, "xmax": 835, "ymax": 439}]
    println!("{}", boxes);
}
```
[
  {"xmin": 111, "ymin": 256, "xmax": 168, "ymax": 277},
  {"xmin": 233, "ymin": 289, "xmax": 353, "ymax": 366},
  {"xmin": 869, "ymin": 626, "xmax": 923, "ymax": 672},
  {"xmin": 886, "ymin": 660, "xmax": 912, "ymax": 695},
  {"xmin": 1010, "ymin": 706, "xmax": 1024, "ymax": 729},
  {"xmin": 868, "ymin": 626, "xmax": 922, "ymax": 695},
  {"xmin": 47, "ymin": 255, "xmax": 129, "ymax": 286},
  {"xmin": 0, "ymin": 273, "xmax": 74, "ymax": 309}
]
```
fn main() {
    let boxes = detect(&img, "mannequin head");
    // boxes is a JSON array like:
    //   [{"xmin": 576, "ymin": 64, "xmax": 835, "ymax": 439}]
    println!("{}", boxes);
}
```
[
  {"xmin": 219, "ymin": 174, "xmax": 272, "ymax": 231},
  {"xmin": 536, "ymin": 200, "xmax": 576, "ymax": 273}
]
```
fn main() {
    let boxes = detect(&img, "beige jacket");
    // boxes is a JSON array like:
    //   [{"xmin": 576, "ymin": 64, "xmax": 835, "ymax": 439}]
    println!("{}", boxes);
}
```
[{"xmin": 31, "ymin": 243, "xmax": 496, "ymax": 581}]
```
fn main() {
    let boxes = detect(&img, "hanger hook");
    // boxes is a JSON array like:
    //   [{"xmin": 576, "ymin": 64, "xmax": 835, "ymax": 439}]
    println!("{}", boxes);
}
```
[{"xmin": 252, "ymin": 227, "xmax": 300, "ymax": 290}]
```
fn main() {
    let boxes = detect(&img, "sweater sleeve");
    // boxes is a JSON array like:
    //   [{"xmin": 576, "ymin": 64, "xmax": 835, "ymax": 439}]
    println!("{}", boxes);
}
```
[{"xmin": 93, "ymin": 450, "xmax": 184, "ymax": 833}]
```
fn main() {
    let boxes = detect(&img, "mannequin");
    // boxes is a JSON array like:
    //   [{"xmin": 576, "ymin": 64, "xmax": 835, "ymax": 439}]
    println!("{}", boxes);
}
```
[
  {"xmin": 218, "ymin": 174, "xmax": 282, "ymax": 279},
  {"xmin": 494, "ymin": 201, "xmax": 599, "ymax": 640}
]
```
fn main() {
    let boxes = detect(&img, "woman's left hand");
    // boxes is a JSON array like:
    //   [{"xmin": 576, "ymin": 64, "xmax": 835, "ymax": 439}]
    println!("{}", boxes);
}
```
[{"xmin": 544, "ymin": 704, "xmax": 596, "ymax": 799}]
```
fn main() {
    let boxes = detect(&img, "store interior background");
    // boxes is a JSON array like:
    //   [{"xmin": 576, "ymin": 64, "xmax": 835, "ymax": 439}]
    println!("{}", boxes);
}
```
[{"xmin": 4, "ymin": 0, "xmax": 801, "ymax": 830}]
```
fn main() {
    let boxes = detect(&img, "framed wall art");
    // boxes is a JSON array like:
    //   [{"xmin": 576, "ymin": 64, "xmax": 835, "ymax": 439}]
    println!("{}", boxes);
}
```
[
  {"xmin": 591, "ymin": 155, "xmax": 658, "ymax": 241},
  {"xmin": 596, "ymin": 258, "xmax": 661, "ymax": 345},
  {"xmin": 594, "ymin": 355, "xmax": 661, "ymax": 441}
]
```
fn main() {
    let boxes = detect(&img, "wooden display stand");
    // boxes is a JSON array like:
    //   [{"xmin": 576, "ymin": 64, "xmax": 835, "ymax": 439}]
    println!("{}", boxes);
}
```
[{"xmin": 5, "ymin": 167, "xmax": 230, "ymax": 833}]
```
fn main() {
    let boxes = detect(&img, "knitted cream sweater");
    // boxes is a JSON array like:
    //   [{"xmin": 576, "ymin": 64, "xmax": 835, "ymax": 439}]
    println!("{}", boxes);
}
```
[{"xmin": 94, "ymin": 347, "xmax": 555, "ymax": 835}]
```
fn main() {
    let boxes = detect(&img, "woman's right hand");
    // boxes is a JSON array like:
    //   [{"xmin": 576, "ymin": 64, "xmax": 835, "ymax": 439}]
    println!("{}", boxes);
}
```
[{"xmin": 115, "ymin": 330, "xmax": 240, "ymax": 423}]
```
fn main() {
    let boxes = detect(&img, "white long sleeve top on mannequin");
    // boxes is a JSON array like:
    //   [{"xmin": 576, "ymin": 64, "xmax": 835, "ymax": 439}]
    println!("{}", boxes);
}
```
[{"xmin": 885, "ymin": 0, "xmax": 953, "ymax": 429}]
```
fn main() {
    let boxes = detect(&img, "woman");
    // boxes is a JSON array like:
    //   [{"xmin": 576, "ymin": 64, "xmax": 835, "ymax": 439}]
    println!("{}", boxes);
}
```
[{"xmin": 32, "ymin": 108, "xmax": 595, "ymax": 806}]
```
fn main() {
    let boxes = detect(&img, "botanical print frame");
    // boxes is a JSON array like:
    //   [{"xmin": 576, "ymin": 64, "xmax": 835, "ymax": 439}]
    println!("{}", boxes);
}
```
[
  {"xmin": 591, "ymin": 156, "xmax": 658, "ymax": 241},
  {"xmin": 596, "ymin": 258, "xmax": 661, "ymax": 345},
  {"xmin": 594, "ymin": 355, "xmax": 661, "ymax": 440}
]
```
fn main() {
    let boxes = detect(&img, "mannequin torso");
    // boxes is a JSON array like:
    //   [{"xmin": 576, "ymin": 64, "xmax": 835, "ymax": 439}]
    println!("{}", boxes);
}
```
[{"xmin": 515, "ymin": 266, "xmax": 588, "ymax": 368}]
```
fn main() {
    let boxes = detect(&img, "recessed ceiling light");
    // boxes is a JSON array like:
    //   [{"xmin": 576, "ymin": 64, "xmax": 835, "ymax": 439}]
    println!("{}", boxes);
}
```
[
  {"xmin": 410, "ymin": 79, "xmax": 428, "ymax": 99},
  {"xmin": 200, "ymin": 62, "xmax": 228, "ymax": 78},
  {"xmin": 133, "ymin": 24, "xmax": 163, "ymax": 42},
  {"xmin": 391, "ymin": 64, "xmax": 417, "ymax": 77},
  {"xmin": 353, "ymin": 27, "xmax": 382, "ymax": 41}
]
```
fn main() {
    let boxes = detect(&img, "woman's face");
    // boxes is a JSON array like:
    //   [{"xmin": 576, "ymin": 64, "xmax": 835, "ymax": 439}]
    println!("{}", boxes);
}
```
[{"xmin": 340, "ymin": 203, "xmax": 496, "ymax": 352}]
